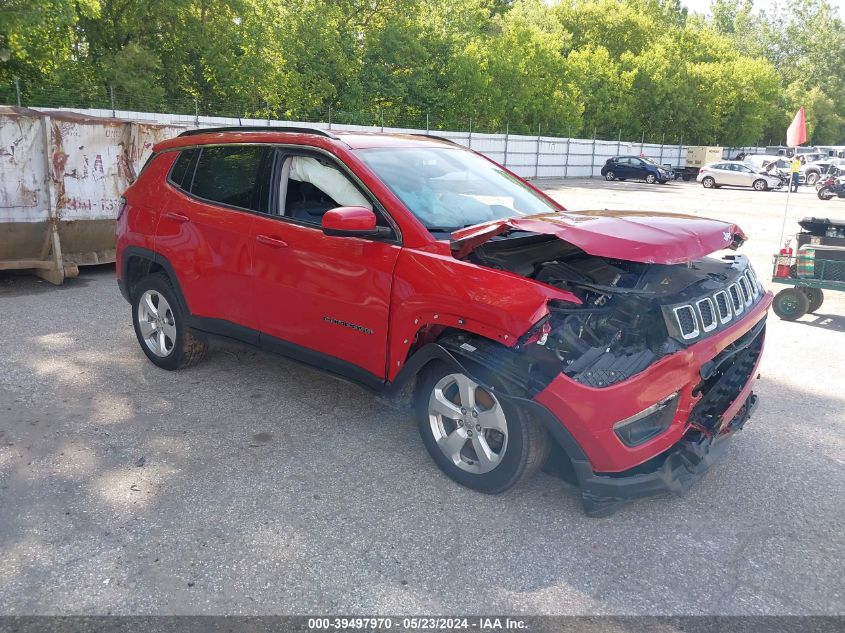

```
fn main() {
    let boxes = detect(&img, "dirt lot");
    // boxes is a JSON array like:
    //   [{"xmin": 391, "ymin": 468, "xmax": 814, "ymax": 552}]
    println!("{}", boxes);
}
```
[{"xmin": 1, "ymin": 179, "xmax": 843, "ymax": 615}]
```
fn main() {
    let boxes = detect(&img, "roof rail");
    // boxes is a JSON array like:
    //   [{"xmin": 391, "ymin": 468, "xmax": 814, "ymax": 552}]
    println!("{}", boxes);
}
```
[
  {"xmin": 411, "ymin": 133, "xmax": 458, "ymax": 145},
  {"xmin": 178, "ymin": 126, "xmax": 338, "ymax": 139}
]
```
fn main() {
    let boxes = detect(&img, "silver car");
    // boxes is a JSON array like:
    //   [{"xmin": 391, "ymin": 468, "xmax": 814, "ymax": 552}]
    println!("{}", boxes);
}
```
[{"xmin": 697, "ymin": 161, "xmax": 783, "ymax": 191}]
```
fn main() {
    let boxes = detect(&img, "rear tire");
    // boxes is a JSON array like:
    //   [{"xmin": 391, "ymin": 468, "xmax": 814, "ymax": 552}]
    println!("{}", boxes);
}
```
[
  {"xmin": 818, "ymin": 186, "xmax": 834, "ymax": 200},
  {"xmin": 772, "ymin": 288, "xmax": 809, "ymax": 321},
  {"xmin": 605, "ymin": 171, "xmax": 616, "ymax": 181},
  {"xmin": 702, "ymin": 176, "xmax": 715, "ymax": 188},
  {"xmin": 415, "ymin": 362, "xmax": 550, "ymax": 494},
  {"xmin": 132, "ymin": 273, "xmax": 208, "ymax": 370},
  {"xmin": 806, "ymin": 172, "xmax": 819, "ymax": 186}
]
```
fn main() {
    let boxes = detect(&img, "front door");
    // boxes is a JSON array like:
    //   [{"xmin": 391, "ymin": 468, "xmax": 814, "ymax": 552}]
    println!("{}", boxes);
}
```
[{"xmin": 250, "ymin": 150, "xmax": 401, "ymax": 380}]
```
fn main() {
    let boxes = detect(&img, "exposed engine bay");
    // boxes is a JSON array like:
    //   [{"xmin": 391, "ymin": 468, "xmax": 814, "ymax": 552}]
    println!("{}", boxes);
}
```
[{"xmin": 468, "ymin": 233, "xmax": 764, "ymax": 388}]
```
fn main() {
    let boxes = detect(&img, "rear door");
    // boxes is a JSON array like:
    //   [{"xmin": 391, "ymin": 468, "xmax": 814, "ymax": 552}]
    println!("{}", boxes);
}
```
[
  {"xmin": 249, "ymin": 149, "xmax": 402, "ymax": 380},
  {"xmin": 720, "ymin": 164, "xmax": 741, "ymax": 186},
  {"xmin": 156, "ymin": 144, "xmax": 273, "ymax": 332},
  {"xmin": 708, "ymin": 163, "xmax": 727, "ymax": 184},
  {"xmin": 615, "ymin": 157, "xmax": 634, "ymax": 178}
]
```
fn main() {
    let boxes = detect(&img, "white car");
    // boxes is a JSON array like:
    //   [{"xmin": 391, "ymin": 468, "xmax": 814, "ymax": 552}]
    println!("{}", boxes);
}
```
[{"xmin": 697, "ymin": 161, "xmax": 783, "ymax": 191}]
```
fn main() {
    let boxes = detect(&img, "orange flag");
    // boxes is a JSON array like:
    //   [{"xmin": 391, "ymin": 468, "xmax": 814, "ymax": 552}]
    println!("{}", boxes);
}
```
[{"xmin": 786, "ymin": 107, "xmax": 806, "ymax": 147}]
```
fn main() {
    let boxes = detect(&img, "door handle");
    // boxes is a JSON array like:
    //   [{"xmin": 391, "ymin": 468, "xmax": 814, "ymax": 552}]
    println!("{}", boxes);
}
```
[
  {"xmin": 256, "ymin": 234, "xmax": 289, "ymax": 248},
  {"xmin": 163, "ymin": 211, "xmax": 190, "ymax": 223}
]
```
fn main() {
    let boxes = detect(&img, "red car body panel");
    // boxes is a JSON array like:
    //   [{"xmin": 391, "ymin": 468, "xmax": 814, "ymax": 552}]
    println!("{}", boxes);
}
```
[
  {"xmin": 249, "ymin": 212, "xmax": 401, "ymax": 377},
  {"xmin": 386, "ymin": 245, "xmax": 581, "ymax": 381},
  {"xmin": 117, "ymin": 129, "xmax": 770, "ymax": 487},
  {"xmin": 451, "ymin": 211, "xmax": 747, "ymax": 264}
]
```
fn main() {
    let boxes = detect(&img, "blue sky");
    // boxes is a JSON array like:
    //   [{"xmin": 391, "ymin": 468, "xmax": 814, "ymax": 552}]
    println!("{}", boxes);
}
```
[{"xmin": 680, "ymin": 0, "xmax": 845, "ymax": 16}]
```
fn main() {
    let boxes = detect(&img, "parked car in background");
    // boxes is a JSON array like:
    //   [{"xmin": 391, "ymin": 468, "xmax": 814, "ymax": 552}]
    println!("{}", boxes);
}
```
[
  {"xmin": 697, "ymin": 161, "xmax": 782, "ymax": 191},
  {"xmin": 803, "ymin": 160, "xmax": 833, "ymax": 186},
  {"xmin": 600, "ymin": 156, "xmax": 672, "ymax": 184}
]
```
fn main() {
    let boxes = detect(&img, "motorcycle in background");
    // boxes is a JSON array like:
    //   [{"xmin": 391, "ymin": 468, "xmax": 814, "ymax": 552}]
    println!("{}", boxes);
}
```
[{"xmin": 817, "ymin": 177, "xmax": 845, "ymax": 200}]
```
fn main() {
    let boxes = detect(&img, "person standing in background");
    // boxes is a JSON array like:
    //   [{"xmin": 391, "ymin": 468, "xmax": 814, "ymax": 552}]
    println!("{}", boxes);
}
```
[{"xmin": 790, "ymin": 156, "xmax": 801, "ymax": 192}]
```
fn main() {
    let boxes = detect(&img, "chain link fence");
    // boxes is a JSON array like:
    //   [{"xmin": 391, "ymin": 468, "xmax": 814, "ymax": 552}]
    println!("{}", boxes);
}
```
[{"xmin": 1, "ymin": 80, "xmax": 769, "ymax": 179}]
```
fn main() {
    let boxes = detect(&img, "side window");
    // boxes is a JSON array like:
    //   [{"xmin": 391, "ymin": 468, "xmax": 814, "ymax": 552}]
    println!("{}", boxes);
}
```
[
  {"xmin": 281, "ymin": 155, "xmax": 373, "ymax": 224},
  {"xmin": 190, "ymin": 145, "xmax": 271, "ymax": 213},
  {"xmin": 168, "ymin": 149, "xmax": 198, "ymax": 189}
]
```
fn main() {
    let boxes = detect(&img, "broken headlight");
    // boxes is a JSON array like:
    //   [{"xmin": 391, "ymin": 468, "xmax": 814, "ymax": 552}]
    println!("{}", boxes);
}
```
[{"xmin": 613, "ymin": 392, "xmax": 679, "ymax": 447}]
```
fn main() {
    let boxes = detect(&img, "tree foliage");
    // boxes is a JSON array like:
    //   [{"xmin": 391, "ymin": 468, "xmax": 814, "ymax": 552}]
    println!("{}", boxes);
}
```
[{"xmin": 0, "ymin": 0, "xmax": 842, "ymax": 144}]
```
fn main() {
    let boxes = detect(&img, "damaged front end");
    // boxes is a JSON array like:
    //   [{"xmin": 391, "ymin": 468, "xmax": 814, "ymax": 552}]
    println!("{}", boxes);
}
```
[
  {"xmin": 444, "ymin": 226, "xmax": 771, "ymax": 515},
  {"xmin": 465, "ymin": 232, "xmax": 766, "ymax": 397}
]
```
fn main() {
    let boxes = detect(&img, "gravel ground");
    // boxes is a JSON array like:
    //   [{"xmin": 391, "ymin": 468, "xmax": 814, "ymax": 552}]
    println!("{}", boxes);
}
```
[{"xmin": 0, "ymin": 179, "xmax": 843, "ymax": 615}]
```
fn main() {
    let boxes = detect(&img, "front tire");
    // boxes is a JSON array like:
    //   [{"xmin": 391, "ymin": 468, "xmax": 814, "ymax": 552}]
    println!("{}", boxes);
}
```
[
  {"xmin": 132, "ymin": 273, "xmax": 208, "ymax": 370},
  {"xmin": 806, "ymin": 172, "xmax": 819, "ymax": 186},
  {"xmin": 772, "ymin": 288, "xmax": 809, "ymax": 321},
  {"xmin": 645, "ymin": 173, "xmax": 657, "ymax": 184},
  {"xmin": 753, "ymin": 179, "xmax": 768, "ymax": 191},
  {"xmin": 415, "ymin": 363, "xmax": 549, "ymax": 494},
  {"xmin": 702, "ymin": 176, "xmax": 715, "ymax": 188}
]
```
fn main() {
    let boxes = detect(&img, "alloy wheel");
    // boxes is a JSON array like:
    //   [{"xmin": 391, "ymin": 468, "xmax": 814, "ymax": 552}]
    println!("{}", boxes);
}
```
[
  {"xmin": 428, "ymin": 373, "xmax": 508, "ymax": 475},
  {"xmin": 137, "ymin": 290, "xmax": 177, "ymax": 357}
]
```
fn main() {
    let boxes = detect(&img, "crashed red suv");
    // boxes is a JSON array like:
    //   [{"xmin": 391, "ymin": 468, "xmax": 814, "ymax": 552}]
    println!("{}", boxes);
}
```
[{"xmin": 116, "ymin": 127, "xmax": 772, "ymax": 515}]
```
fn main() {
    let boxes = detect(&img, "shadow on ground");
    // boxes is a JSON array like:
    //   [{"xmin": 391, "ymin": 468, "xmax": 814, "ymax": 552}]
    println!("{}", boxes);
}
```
[{"xmin": 1, "ymin": 267, "xmax": 843, "ymax": 615}]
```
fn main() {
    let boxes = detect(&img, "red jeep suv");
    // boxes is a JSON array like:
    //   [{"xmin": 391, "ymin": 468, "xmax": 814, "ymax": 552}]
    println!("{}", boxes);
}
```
[{"xmin": 116, "ymin": 127, "xmax": 772, "ymax": 515}]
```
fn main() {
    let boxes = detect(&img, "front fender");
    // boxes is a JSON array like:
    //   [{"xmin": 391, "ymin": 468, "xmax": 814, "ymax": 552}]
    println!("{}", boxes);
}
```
[{"xmin": 386, "ymin": 341, "xmax": 590, "ymax": 467}]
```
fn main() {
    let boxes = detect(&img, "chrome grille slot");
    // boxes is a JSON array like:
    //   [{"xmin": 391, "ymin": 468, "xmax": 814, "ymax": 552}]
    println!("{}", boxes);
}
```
[
  {"xmin": 729, "ymin": 284, "xmax": 744, "ymax": 315},
  {"xmin": 738, "ymin": 276, "xmax": 753, "ymax": 305},
  {"xmin": 696, "ymin": 298, "xmax": 717, "ymax": 332},
  {"xmin": 714, "ymin": 291, "xmax": 731, "ymax": 323},
  {"xmin": 744, "ymin": 269, "xmax": 760, "ymax": 298},
  {"xmin": 674, "ymin": 305, "xmax": 699, "ymax": 340}
]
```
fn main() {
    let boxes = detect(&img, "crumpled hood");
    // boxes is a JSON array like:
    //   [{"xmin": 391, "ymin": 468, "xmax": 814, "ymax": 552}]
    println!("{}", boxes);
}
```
[{"xmin": 451, "ymin": 210, "xmax": 746, "ymax": 264}]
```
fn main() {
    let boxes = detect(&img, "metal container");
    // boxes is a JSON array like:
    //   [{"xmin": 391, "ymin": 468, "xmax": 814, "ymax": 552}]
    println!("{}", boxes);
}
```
[{"xmin": 0, "ymin": 106, "xmax": 185, "ymax": 283}]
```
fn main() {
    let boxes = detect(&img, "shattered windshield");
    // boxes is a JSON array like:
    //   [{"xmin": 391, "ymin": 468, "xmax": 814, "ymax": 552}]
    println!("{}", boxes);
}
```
[{"xmin": 356, "ymin": 146, "xmax": 561, "ymax": 231}]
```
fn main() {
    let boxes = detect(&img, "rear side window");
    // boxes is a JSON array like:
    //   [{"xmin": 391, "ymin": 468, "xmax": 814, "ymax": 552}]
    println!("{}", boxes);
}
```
[
  {"xmin": 169, "ymin": 149, "xmax": 198, "ymax": 189},
  {"xmin": 190, "ymin": 145, "xmax": 270, "ymax": 213}
]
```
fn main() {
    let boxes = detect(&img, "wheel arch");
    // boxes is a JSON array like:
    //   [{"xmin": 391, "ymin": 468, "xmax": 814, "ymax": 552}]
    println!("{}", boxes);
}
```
[
  {"xmin": 386, "ymin": 333, "xmax": 590, "ymax": 466},
  {"xmin": 121, "ymin": 246, "xmax": 190, "ymax": 315}
]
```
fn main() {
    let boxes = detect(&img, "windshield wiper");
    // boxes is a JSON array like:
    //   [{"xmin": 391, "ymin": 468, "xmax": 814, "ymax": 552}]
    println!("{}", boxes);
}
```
[{"xmin": 427, "ymin": 222, "xmax": 484, "ymax": 232}]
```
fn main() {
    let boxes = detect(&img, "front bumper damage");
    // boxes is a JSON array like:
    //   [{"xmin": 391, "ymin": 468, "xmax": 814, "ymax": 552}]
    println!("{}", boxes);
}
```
[
  {"xmin": 421, "ymin": 294, "xmax": 769, "ymax": 517},
  {"xmin": 571, "ymin": 391, "xmax": 758, "ymax": 517}
]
